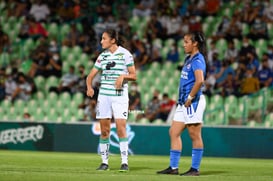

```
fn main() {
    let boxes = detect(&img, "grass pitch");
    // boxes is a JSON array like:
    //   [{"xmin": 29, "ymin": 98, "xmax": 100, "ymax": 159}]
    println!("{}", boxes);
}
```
[{"xmin": 0, "ymin": 150, "xmax": 272, "ymax": 181}]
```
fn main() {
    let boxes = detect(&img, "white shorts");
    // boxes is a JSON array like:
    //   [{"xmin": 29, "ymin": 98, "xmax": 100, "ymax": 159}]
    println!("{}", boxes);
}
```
[
  {"xmin": 173, "ymin": 95, "xmax": 206, "ymax": 124},
  {"xmin": 96, "ymin": 90, "xmax": 129, "ymax": 120}
]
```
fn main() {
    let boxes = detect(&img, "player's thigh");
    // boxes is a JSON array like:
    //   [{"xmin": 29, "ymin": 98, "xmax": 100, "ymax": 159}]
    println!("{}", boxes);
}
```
[
  {"xmin": 187, "ymin": 123, "xmax": 202, "ymax": 140},
  {"xmin": 111, "ymin": 96, "xmax": 129, "ymax": 119},
  {"xmin": 169, "ymin": 121, "xmax": 186, "ymax": 137},
  {"xmin": 96, "ymin": 95, "xmax": 112, "ymax": 119}
]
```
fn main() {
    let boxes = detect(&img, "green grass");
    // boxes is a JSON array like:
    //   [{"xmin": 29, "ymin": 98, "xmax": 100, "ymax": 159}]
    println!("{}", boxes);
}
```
[{"xmin": 0, "ymin": 150, "xmax": 273, "ymax": 181}]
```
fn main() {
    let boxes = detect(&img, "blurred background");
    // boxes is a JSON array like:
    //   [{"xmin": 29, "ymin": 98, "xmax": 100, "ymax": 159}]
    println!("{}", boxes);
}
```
[{"xmin": 0, "ymin": 0, "xmax": 272, "ymax": 127}]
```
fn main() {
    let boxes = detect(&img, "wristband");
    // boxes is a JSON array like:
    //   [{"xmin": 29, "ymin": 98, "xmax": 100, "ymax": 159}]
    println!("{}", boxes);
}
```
[{"xmin": 187, "ymin": 95, "xmax": 194, "ymax": 101}]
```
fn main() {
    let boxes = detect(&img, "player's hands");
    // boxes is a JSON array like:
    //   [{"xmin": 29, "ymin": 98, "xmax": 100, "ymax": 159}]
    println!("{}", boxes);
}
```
[
  {"xmin": 86, "ymin": 88, "xmax": 94, "ymax": 97},
  {"xmin": 115, "ymin": 75, "xmax": 124, "ymax": 89},
  {"xmin": 184, "ymin": 99, "xmax": 192, "ymax": 107}
]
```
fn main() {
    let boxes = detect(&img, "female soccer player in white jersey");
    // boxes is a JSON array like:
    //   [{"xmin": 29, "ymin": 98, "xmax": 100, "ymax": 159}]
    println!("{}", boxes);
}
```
[
  {"xmin": 86, "ymin": 29, "xmax": 136, "ymax": 171},
  {"xmin": 157, "ymin": 31, "xmax": 207, "ymax": 176}
]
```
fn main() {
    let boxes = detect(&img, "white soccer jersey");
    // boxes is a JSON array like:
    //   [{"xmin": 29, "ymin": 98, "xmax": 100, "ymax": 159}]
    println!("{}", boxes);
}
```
[{"xmin": 94, "ymin": 46, "xmax": 134, "ymax": 96}]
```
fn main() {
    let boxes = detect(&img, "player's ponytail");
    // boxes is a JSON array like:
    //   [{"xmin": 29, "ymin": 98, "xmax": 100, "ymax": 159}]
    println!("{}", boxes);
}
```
[
  {"xmin": 189, "ymin": 31, "xmax": 209, "ymax": 79},
  {"xmin": 104, "ymin": 29, "xmax": 125, "ymax": 47}
]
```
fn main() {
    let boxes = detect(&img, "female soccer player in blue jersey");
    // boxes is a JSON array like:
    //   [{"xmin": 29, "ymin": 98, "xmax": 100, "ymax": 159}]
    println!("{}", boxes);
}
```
[
  {"xmin": 157, "ymin": 31, "xmax": 207, "ymax": 176},
  {"xmin": 86, "ymin": 29, "xmax": 136, "ymax": 171}
]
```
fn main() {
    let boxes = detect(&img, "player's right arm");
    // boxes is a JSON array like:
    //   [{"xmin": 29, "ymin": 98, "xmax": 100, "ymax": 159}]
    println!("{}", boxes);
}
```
[{"xmin": 86, "ymin": 68, "xmax": 99, "ymax": 97}]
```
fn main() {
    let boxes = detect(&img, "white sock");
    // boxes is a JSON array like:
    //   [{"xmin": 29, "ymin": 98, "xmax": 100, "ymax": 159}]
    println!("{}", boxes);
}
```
[
  {"xmin": 99, "ymin": 138, "xmax": 110, "ymax": 165},
  {"xmin": 119, "ymin": 138, "xmax": 128, "ymax": 165}
]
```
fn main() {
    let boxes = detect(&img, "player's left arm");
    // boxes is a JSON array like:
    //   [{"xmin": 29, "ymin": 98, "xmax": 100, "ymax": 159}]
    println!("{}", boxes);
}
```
[
  {"xmin": 115, "ymin": 65, "xmax": 137, "ymax": 89},
  {"xmin": 184, "ymin": 69, "xmax": 204, "ymax": 107}
]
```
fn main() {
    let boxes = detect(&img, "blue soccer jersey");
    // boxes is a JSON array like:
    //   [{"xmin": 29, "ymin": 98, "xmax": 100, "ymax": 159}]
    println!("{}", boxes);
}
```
[{"xmin": 178, "ymin": 53, "xmax": 206, "ymax": 105}]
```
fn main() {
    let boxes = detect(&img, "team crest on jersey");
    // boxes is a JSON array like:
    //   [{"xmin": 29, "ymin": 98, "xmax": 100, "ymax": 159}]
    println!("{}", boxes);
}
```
[
  {"xmin": 187, "ymin": 63, "xmax": 191, "ymax": 69},
  {"xmin": 115, "ymin": 53, "xmax": 124, "ymax": 59},
  {"xmin": 96, "ymin": 59, "xmax": 101, "ymax": 63}
]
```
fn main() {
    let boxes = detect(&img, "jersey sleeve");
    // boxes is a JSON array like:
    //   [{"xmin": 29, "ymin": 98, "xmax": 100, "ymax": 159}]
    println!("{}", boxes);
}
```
[
  {"xmin": 192, "ymin": 58, "xmax": 206, "ymax": 73},
  {"xmin": 94, "ymin": 55, "xmax": 102, "ymax": 70},
  {"xmin": 125, "ymin": 51, "xmax": 134, "ymax": 67}
]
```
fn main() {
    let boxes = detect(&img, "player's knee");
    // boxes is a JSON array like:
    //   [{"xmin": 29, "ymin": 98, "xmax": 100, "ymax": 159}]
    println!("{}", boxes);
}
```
[
  {"xmin": 169, "ymin": 127, "xmax": 180, "ymax": 138},
  {"xmin": 188, "ymin": 130, "xmax": 201, "ymax": 141},
  {"xmin": 101, "ymin": 129, "xmax": 110, "ymax": 137}
]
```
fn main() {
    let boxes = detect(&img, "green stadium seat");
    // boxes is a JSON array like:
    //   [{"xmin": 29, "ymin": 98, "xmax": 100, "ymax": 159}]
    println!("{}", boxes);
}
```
[
  {"xmin": 0, "ymin": 1, "xmax": 5, "ymax": 10},
  {"xmin": 242, "ymin": 23, "xmax": 250, "ymax": 36},
  {"xmin": 153, "ymin": 118, "xmax": 164, "ymax": 125},
  {"xmin": 32, "ymin": 107, "xmax": 45, "ymax": 122},
  {"xmin": 61, "ymin": 46, "xmax": 70, "ymax": 60},
  {"xmin": 6, "ymin": 107, "xmax": 20, "ymax": 121},
  {"xmin": 224, "ymin": 95, "xmax": 244, "ymax": 123},
  {"xmin": 34, "ymin": 75, "xmax": 46, "ymax": 91},
  {"xmin": 59, "ymin": 92, "xmax": 72, "ymax": 108},
  {"xmin": 73, "ymin": 92, "xmax": 84, "ymax": 105},
  {"xmin": 267, "ymin": 23, "xmax": 273, "ymax": 38},
  {"xmin": 20, "ymin": 59, "xmax": 32, "ymax": 74},
  {"xmin": 47, "ymin": 23, "xmax": 59, "ymax": 39},
  {"xmin": 45, "ymin": 76, "xmax": 59, "ymax": 92},
  {"xmin": 152, "ymin": 38, "xmax": 163, "ymax": 49},
  {"xmin": 47, "ymin": 91, "xmax": 58, "ymax": 105},
  {"xmin": 0, "ymin": 107, "xmax": 5, "ymax": 120},
  {"xmin": 13, "ymin": 99, "xmax": 26, "ymax": 115},
  {"xmin": 0, "ymin": 53, "xmax": 10, "ymax": 67},
  {"xmin": 264, "ymin": 113, "xmax": 273, "ymax": 127},
  {"xmin": 71, "ymin": 46, "xmax": 82, "ymax": 59},
  {"xmin": 138, "ymin": 117, "xmax": 149, "ymax": 124},
  {"xmin": 74, "ymin": 108, "xmax": 84, "ymax": 121},
  {"xmin": 60, "ymin": 24, "xmax": 70, "ymax": 40},
  {"xmin": 1, "ymin": 99, "xmax": 12, "ymax": 113},
  {"xmin": 204, "ymin": 110, "xmax": 225, "ymax": 125}
]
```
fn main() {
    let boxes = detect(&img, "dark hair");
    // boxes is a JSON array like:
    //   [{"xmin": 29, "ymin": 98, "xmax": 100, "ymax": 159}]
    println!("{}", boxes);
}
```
[
  {"xmin": 186, "ymin": 31, "xmax": 209, "ymax": 78},
  {"xmin": 103, "ymin": 29, "xmax": 125, "ymax": 47},
  {"xmin": 188, "ymin": 31, "xmax": 207, "ymax": 58}
]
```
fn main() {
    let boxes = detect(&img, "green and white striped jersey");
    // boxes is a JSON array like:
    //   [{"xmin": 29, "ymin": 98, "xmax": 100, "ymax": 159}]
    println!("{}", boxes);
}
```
[{"xmin": 94, "ymin": 46, "xmax": 134, "ymax": 96}]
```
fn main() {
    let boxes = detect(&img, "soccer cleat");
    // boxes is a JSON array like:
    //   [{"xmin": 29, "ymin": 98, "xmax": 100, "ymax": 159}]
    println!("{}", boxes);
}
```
[
  {"xmin": 96, "ymin": 163, "xmax": 109, "ymax": 171},
  {"xmin": 156, "ymin": 166, "xmax": 179, "ymax": 175},
  {"xmin": 180, "ymin": 167, "xmax": 200, "ymax": 176},
  {"xmin": 119, "ymin": 163, "xmax": 129, "ymax": 172}
]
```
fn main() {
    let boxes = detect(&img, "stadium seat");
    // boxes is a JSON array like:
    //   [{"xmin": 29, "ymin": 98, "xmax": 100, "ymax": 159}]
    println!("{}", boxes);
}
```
[
  {"xmin": 34, "ymin": 75, "xmax": 46, "ymax": 91},
  {"xmin": 73, "ymin": 92, "xmax": 84, "ymax": 105},
  {"xmin": 32, "ymin": 107, "xmax": 45, "ymax": 122},
  {"xmin": 47, "ymin": 23, "xmax": 59, "ymax": 39},
  {"xmin": 58, "ymin": 92, "xmax": 72, "ymax": 108},
  {"xmin": 224, "ymin": 95, "xmax": 244, "ymax": 122},
  {"xmin": 45, "ymin": 76, "xmax": 59, "ymax": 92},
  {"xmin": 60, "ymin": 24, "xmax": 70, "ymax": 40},
  {"xmin": 138, "ymin": 117, "xmax": 149, "ymax": 124},
  {"xmin": 152, "ymin": 38, "xmax": 163, "ymax": 49},
  {"xmin": 13, "ymin": 99, "xmax": 26, "ymax": 115},
  {"xmin": 264, "ymin": 113, "xmax": 273, "ymax": 127},
  {"xmin": 74, "ymin": 108, "xmax": 84, "ymax": 121},
  {"xmin": 0, "ymin": 53, "xmax": 10, "ymax": 67},
  {"xmin": 20, "ymin": 59, "xmax": 32, "ymax": 74},
  {"xmin": 204, "ymin": 110, "xmax": 225, "ymax": 125},
  {"xmin": 47, "ymin": 91, "xmax": 58, "ymax": 105},
  {"xmin": 153, "ymin": 118, "xmax": 164, "ymax": 125},
  {"xmin": 61, "ymin": 46, "xmax": 70, "ymax": 60},
  {"xmin": 242, "ymin": 23, "xmax": 250, "ymax": 36},
  {"xmin": 71, "ymin": 46, "xmax": 82, "ymax": 59},
  {"xmin": 0, "ymin": 107, "xmax": 5, "ymax": 120},
  {"xmin": 6, "ymin": 107, "xmax": 19, "ymax": 121}
]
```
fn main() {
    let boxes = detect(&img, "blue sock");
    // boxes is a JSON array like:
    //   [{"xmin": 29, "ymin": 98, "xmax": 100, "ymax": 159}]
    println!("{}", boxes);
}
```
[
  {"xmin": 170, "ymin": 150, "xmax": 181, "ymax": 169},
  {"xmin": 191, "ymin": 148, "xmax": 203, "ymax": 170}
]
